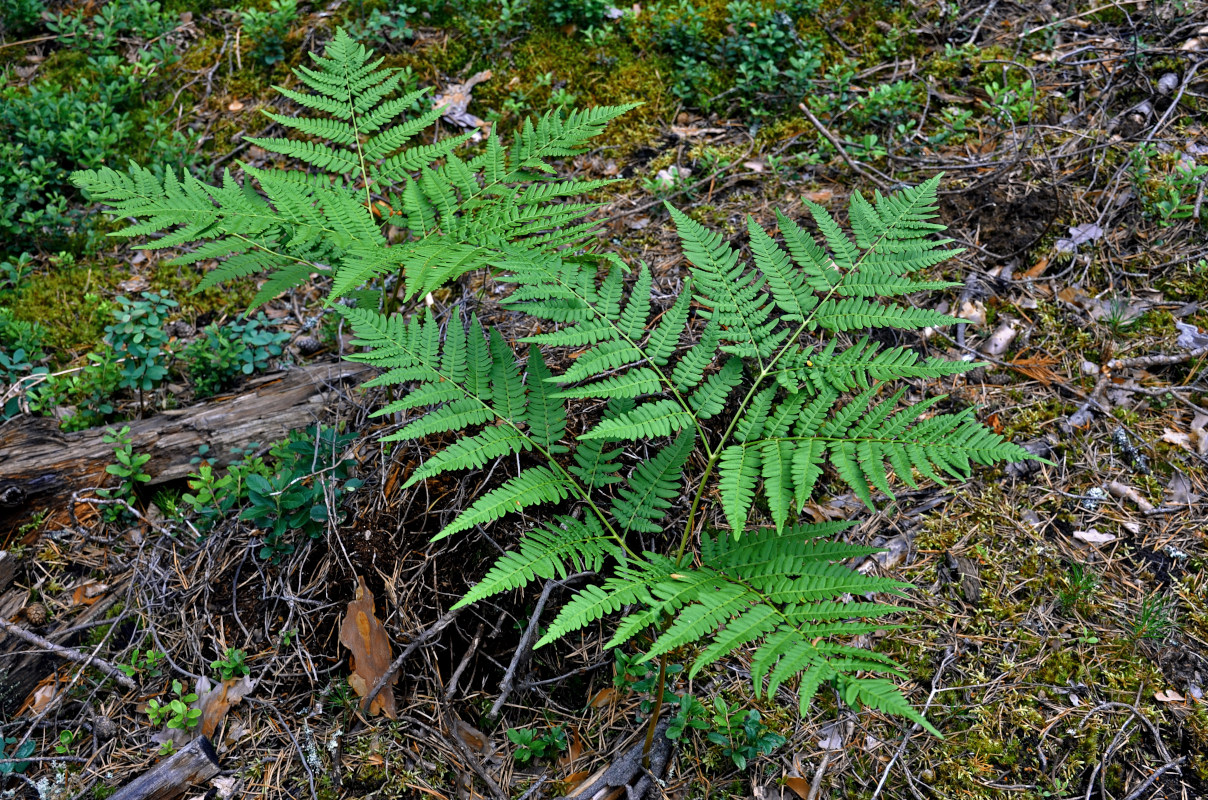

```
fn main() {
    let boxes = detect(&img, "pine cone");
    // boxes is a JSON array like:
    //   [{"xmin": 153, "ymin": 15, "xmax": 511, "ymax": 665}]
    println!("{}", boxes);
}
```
[{"xmin": 23, "ymin": 602, "xmax": 47, "ymax": 625}]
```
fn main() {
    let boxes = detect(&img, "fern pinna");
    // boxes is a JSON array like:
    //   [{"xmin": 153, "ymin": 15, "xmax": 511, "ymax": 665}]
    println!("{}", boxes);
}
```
[
  {"xmin": 69, "ymin": 28, "xmax": 1036, "ymax": 748},
  {"xmin": 70, "ymin": 28, "xmax": 633, "ymax": 309}
]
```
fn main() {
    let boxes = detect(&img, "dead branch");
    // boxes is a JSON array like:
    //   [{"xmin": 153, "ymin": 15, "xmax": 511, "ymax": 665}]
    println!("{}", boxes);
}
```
[
  {"xmin": 0, "ymin": 616, "xmax": 136, "ymax": 691},
  {"xmin": 108, "ymin": 736, "xmax": 222, "ymax": 800},
  {"xmin": 489, "ymin": 571, "xmax": 592, "ymax": 721}
]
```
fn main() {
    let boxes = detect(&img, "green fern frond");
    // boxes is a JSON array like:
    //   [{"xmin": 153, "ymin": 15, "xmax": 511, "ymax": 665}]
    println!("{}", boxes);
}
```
[
  {"xmin": 536, "ymin": 556, "xmax": 679, "ymax": 647},
  {"xmin": 456, "ymin": 515, "xmax": 620, "ymax": 607},
  {"xmin": 404, "ymin": 427, "xmax": 532, "ymax": 487},
  {"xmin": 669, "ymin": 206, "xmax": 782, "ymax": 361},
  {"xmin": 75, "ymin": 29, "xmax": 628, "ymax": 313},
  {"xmin": 524, "ymin": 346, "xmax": 568, "ymax": 452},
  {"xmin": 718, "ymin": 443, "xmax": 761, "ymax": 535},
  {"xmin": 434, "ymin": 466, "xmax": 574, "ymax": 541},
  {"xmin": 838, "ymin": 676, "xmax": 941, "ymax": 737},
  {"xmin": 568, "ymin": 397, "xmax": 633, "ymax": 490},
  {"xmin": 510, "ymin": 105, "xmax": 641, "ymax": 175},
  {"xmin": 592, "ymin": 526, "xmax": 918, "ymax": 719},
  {"xmin": 581, "ymin": 398, "xmax": 696, "ymax": 441}
]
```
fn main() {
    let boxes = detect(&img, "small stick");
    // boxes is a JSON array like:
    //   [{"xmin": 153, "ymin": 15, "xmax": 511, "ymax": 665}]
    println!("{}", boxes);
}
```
[
  {"xmin": 489, "ymin": 571, "xmax": 591, "ymax": 720},
  {"xmin": 0, "ymin": 617, "xmax": 136, "ymax": 691},
  {"xmin": 806, "ymin": 750, "xmax": 832, "ymax": 800},
  {"xmin": 1121, "ymin": 756, "xmax": 1185, "ymax": 800},
  {"xmin": 1107, "ymin": 347, "xmax": 1208, "ymax": 371},
  {"xmin": 444, "ymin": 622, "xmax": 483, "ymax": 700},
  {"xmin": 870, "ymin": 647, "xmax": 957, "ymax": 800},
  {"xmin": 798, "ymin": 103, "xmax": 893, "ymax": 191}
]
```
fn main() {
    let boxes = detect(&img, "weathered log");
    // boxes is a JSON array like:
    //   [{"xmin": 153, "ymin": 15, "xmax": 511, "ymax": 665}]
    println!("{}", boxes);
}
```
[
  {"xmin": 0, "ymin": 361, "xmax": 371, "ymax": 526},
  {"xmin": 108, "ymin": 736, "xmax": 222, "ymax": 800}
]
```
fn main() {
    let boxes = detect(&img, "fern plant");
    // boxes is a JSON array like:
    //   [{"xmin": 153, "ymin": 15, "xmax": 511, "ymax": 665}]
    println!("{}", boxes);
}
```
[
  {"xmin": 73, "ymin": 29, "xmax": 1037, "ymax": 755},
  {"xmin": 337, "ymin": 176, "xmax": 1033, "ymax": 739}
]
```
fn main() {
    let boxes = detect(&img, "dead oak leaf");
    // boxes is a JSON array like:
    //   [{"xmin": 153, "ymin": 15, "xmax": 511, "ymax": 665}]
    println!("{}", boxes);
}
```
[{"xmin": 339, "ymin": 575, "xmax": 397, "ymax": 718}]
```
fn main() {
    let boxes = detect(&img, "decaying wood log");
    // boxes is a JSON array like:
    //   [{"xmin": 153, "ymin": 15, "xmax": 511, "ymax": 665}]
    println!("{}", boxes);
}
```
[
  {"xmin": 0, "ymin": 361, "xmax": 371, "ymax": 526},
  {"xmin": 108, "ymin": 736, "xmax": 222, "ymax": 800}
]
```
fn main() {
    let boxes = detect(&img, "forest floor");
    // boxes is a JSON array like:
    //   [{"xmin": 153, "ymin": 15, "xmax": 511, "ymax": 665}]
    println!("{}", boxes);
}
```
[{"xmin": 1, "ymin": 0, "xmax": 1208, "ymax": 799}]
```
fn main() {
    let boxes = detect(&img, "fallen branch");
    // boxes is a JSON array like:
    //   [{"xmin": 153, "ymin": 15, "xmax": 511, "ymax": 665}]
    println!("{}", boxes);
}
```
[
  {"xmin": 799, "ymin": 102, "xmax": 893, "ymax": 191},
  {"xmin": 0, "ymin": 360, "xmax": 371, "ymax": 526},
  {"xmin": 1106, "ymin": 347, "xmax": 1208, "ymax": 371},
  {"xmin": 109, "ymin": 736, "xmax": 221, "ymax": 800},
  {"xmin": 0, "ymin": 617, "xmax": 136, "ymax": 691},
  {"xmin": 567, "ymin": 717, "xmax": 673, "ymax": 800}
]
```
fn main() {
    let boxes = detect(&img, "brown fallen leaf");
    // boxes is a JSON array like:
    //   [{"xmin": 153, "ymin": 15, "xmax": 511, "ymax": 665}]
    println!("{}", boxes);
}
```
[
  {"xmin": 559, "ymin": 726, "xmax": 583, "ymax": 769},
  {"xmin": 194, "ymin": 674, "xmax": 256, "ymax": 738},
  {"xmin": 71, "ymin": 580, "xmax": 108, "ymax": 607},
  {"xmin": 1162, "ymin": 428, "xmax": 1193, "ymax": 451},
  {"xmin": 18, "ymin": 678, "xmax": 63, "ymax": 716},
  {"xmin": 1106, "ymin": 480, "xmax": 1156, "ymax": 514},
  {"xmin": 1020, "ymin": 255, "xmax": 1049, "ymax": 279},
  {"xmin": 784, "ymin": 776, "xmax": 812, "ymax": 800},
  {"xmin": 1072, "ymin": 528, "xmax": 1117, "ymax": 545},
  {"xmin": 1166, "ymin": 472, "xmax": 1203, "ymax": 505},
  {"xmin": 587, "ymin": 687, "xmax": 617, "ymax": 708},
  {"xmin": 339, "ymin": 575, "xmax": 397, "ymax": 718},
  {"xmin": 562, "ymin": 771, "xmax": 591, "ymax": 794},
  {"xmin": 454, "ymin": 719, "xmax": 488, "ymax": 752},
  {"xmin": 1192, "ymin": 413, "xmax": 1208, "ymax": 456}
]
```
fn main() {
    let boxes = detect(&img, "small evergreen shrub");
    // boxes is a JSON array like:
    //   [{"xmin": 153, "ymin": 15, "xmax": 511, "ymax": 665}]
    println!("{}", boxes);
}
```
[
  {"xmin": 75, "ymin": 29, "xmax": 1036, "ymax": 744},
  {"xmin": 1, "ymin": 2, "xmax": 197, "ymax": 254},
  {"xmin": 0, "ymin": 310, "xmax": 48, "ymax": 420},
  {"xmin": 241, "ymin": 0, "xmax": 300, "ymax": 66},
  {"xmin": 182, "ymin": 313, "xmax": 291, "ymax": 397},
  {"xmin": 103, "ymin": 292, "xmax": 178, "ymax": 400},
  {"xmin": 181, "ymin": 425, "xmax": 361, "ymax": 559},
  {"xmin": 645, "ymin": 0, "xmax": 821, "ymax": 114},
  {"xmin": 546, "ymin": 0, "xmax": 611, "ymax": 29}
]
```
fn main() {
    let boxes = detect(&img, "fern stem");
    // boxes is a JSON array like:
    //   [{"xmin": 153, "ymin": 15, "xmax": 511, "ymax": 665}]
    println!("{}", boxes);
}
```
[
  {"xmin": 674, "ymin": 316, "xmax": 814, "ymax": 560},
  {"xmin": 642, "ymin": 653, "xmax": 669, "ymax": 766}
]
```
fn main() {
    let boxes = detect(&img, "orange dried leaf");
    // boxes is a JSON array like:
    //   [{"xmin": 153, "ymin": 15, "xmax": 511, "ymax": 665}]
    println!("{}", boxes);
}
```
[
  {"xmin": 195, "ymin": 675, "xmax": 256, "ymax": 738},
  {"xmin": 559, "ymin": 727, "xmax": 583, "ymax": 768},
  {"xmin": 784, "ymin": 777, "xmax": 812, "ymax": 799},
  {"xmin": 71, "ymin": 581, "xmax": 108, "ymax": 606},
  {"xmin": 587, "ymin": 688, "xmax": 617, "ymax": 708},
  {"xmin": 339, "ymin": 575, "xmax": 397, "ymax": 718},
  {"xmin": 562, "ymin": 771, "xmax": 591, "ymax": 793},
  {"xmin": 18, "ymin": 678, "xmax": 62, "ymax": 716}
]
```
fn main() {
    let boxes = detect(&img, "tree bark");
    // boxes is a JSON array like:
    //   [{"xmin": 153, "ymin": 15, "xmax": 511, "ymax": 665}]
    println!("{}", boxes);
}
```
[{"xmin": 0, "ymin": 361, "xmax": 370, "ymax": 529}]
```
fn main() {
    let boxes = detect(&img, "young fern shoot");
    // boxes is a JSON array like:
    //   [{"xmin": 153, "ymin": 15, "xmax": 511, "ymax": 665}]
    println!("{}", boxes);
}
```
[{"xmin": 70, "ymin": 28, "xmax": 1037, "ymax": 750}]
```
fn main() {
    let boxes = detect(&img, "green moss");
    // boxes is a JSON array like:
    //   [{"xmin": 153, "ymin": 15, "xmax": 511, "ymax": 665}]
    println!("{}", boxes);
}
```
[{"xmin": 7, "ymin": 263, "xmax": 117, "ymax": 359}]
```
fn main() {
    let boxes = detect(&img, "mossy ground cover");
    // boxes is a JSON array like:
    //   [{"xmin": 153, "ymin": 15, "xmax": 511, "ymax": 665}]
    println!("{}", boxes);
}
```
[{"xmin": 2, "ymin": 0, "xmax": 1207, "ymax": 798}]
